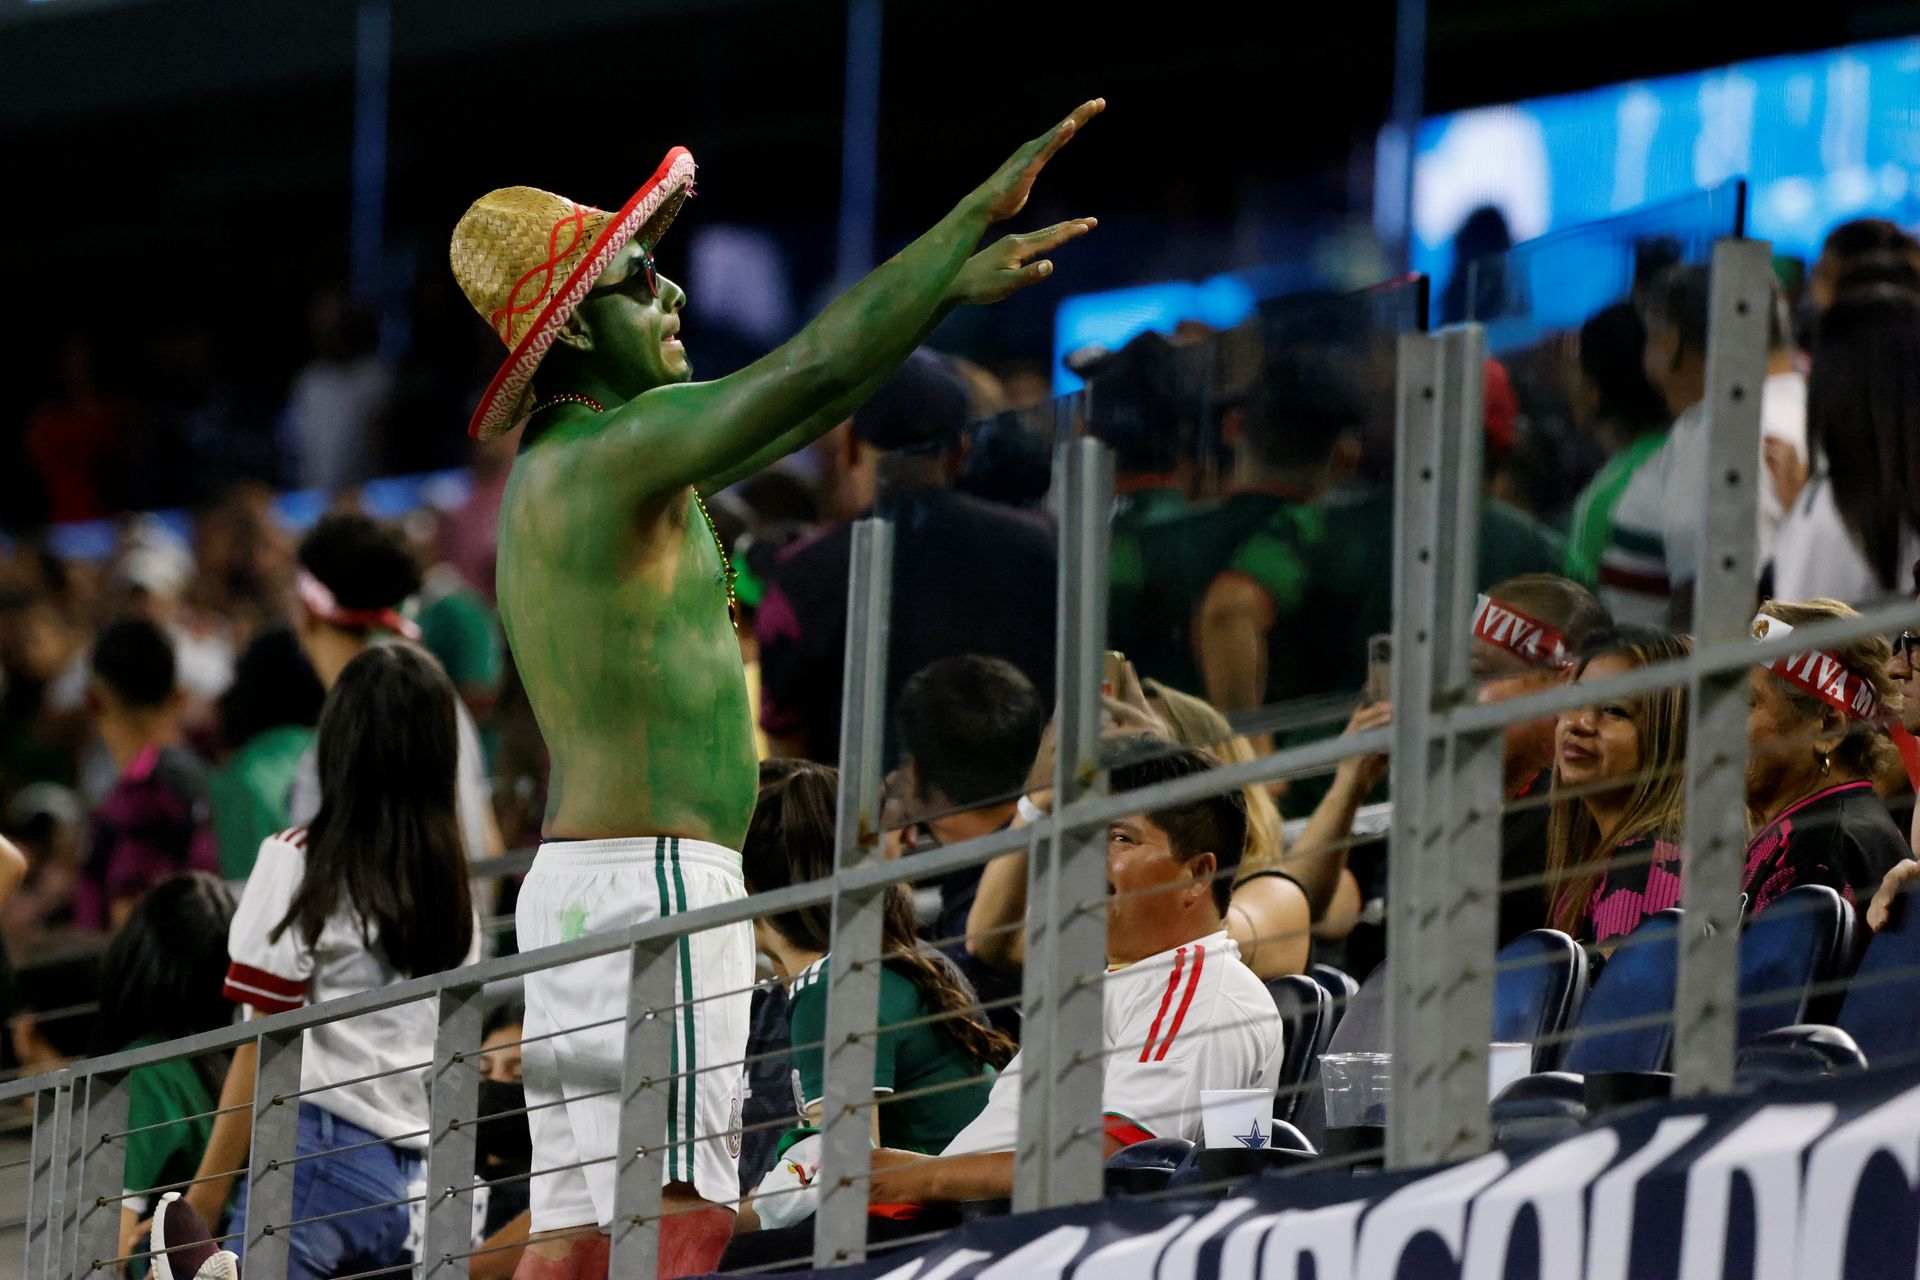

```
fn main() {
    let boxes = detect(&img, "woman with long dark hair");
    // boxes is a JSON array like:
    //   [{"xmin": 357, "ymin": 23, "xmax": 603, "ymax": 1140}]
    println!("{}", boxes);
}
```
[
  {"xmin": 1773, "ymin": 285, "xmax": 1920, "ymax": 605},
  {"xmin": 1544, "ymin": 628, "xmax": 1692, "ymax": 944},
  {"xmin": 743, "ymin": 759, "xmax": 1012, "ymax": 1157},
  {"xmin": 179, "ymin": 644, "xmax": 476, "ymax": 1279}
]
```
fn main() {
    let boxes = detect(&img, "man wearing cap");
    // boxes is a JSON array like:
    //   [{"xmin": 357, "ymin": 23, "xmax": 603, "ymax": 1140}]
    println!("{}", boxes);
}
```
[
  {"xmin": 756, "ymin": 348, "xmax": 1057, "ymax": 766},
  {"xmin": 450, "ymin": 101, "xmax": 1102, "ymax": 1279}
]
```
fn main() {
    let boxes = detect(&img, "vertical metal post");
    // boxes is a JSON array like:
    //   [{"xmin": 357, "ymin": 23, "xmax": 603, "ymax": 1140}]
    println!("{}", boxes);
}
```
[
  {"xmin": 1673, "ymin": 237, "xmax": 1770, "ymax": 1094},
  {"xmin": 609, "ymin": 938, "xmax": 683, "ymax": 1279},
  {"xmin": 242, "ymin": 1028, "xmax": 305, "ymax": 1278},
  {"xmin": 349, "ymin": 0, "xmax": 390, "ymax": 311},
  {"xmin": 422, "ymin": 986, "xmax": 484, "ymax": 1278},
  {"xmin": 1428, "ymin": 324, "xmax": 1502, "ymax": 1159},
  {"xmin": 1011, "ymin": 829, "xmax": 1053, "ymax": 1213},
  {"xmin": 834, "ymin": 0, "xmax": 883, "ymax": 290},
  {"xmin": 73, "ymin": 1070, "xmax": 131, "ymax": 1278},
  {"xmin": 1386, "ymin": 330, "xmax": 1451, "ymax": 1168},
  {"xmin": 56, "ymin": 1070, "xmax": 88, "ymax": 1278},
  {"xmin": 814, "ymin": 517, "xmax": 894, "ymax": 1267},
  {"xmin": 25, "ymin": 1075, "xmax": 69, "ymax": 1278},
  {"xmin": 1040, "ymin": 431, "xmax": 1114, "ymax": 1208}
]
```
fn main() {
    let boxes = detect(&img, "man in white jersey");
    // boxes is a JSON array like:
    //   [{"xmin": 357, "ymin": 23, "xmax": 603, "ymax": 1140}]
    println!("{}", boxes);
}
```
[{"xmin": 861, "ymin": 747, "xmax": 1284, "ymax": 1206}]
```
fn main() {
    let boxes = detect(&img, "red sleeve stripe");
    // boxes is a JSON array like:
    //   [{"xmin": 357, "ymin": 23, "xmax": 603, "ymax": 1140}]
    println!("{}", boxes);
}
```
[
  {"xmin": 273, "ymin": 828, "xmax": 308, "ymax": 848},
  {"xmin": 1138, "ymin": 947, "xmax": 1189, "ymax": 1063},
  {"xmin": 1150, "ymin": 944, "xmax": 1206, "ymax": 1062},
  {"xmin": 1103, "ymin": 1114, "xmax": 1157, "ymax": 1148},
  {"xmin": 223, "ymin": 962, "xmax": 307, "ymax": 1012}
]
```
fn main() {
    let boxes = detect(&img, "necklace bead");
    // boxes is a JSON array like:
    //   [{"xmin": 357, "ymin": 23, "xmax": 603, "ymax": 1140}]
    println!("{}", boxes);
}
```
[{"xmin": 529, "ymin": 393, "xmax": 739, "ymax": 628}]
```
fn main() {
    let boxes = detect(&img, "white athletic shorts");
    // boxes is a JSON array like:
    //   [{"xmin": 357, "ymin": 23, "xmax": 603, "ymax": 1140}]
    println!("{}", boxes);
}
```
[{"xmin": 516, "ymin": 837, "xmax": 752, "ymax": 1230}]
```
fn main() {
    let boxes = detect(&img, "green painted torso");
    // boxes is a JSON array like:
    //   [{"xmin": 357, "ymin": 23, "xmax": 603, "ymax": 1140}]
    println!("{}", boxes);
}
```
[{"xmin": 496, "ymin": 422, "xmax": 756, "ymax": 851}]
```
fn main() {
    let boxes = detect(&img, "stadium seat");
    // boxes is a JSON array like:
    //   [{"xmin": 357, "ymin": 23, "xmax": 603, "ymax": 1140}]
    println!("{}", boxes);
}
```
[
  {"xmin": 1491, "ymin": 910, "xmax": 1684, "ymax": 1139},
  {"xmin": 1105, "ymin": 1137, "xmax": 1195, "ymax": 1196},
  {"xmin": 1166, "ymin": 1121, "xmax": 1318, "ymax": 1192},
  {"xmin": 1732, "ymin": 879, "xmax": 1920, "ymax": 1084},
  {"xmin": 1736, "ymin": 1024, "xmax": 1869, "ymax": 1084},
  {"xmin": 1308, "ymin": 962, "xmax": 1360, "ymax": 1035},
  {"xmin": 1492, "ymin": 929, "xmax": 1589, "ymax": 1072},
  {"xmin": 1265, "ymin": 974, "xmax": 1333, "ymax": 1123},
  {"xmin": 1736, "ymin": 884, "xmax": 1854, "ymax": 1045},
  {"xmin": 1559, "ymin": 908, "xmax": 1683, "ymax": 1076}
]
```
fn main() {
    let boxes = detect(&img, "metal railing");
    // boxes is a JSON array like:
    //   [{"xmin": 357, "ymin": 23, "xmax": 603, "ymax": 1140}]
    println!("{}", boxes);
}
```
[{"xmin": 7, "ymin": 230, "xmax": 1920, "ymax": 1280}]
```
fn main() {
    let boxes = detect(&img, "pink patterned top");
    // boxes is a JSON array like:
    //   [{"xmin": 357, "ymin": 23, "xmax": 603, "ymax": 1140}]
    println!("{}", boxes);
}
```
[{"xmin": 1582, "ymin": 834, "xmax": 1686, "ymax": 944}]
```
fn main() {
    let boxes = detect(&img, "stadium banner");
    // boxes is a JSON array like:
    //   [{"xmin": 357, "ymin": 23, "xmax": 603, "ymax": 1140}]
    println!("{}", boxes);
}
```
[{"xmin": 805, "ymin": 1060, "xmax": 1920, "ymax": 1280}]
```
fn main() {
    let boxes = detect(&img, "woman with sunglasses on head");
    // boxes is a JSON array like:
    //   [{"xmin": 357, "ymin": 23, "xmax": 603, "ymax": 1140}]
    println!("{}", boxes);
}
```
[
  {"xmin": 1743, "ymin": 601, "xmax": 1914, "ymax": 918},
  {"xmin": 1544, "ymin": 628, "xmax": 1692, "ymax": 946}
]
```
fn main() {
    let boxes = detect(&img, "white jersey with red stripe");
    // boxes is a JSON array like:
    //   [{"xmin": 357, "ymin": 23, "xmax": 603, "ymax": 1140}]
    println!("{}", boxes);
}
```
[
  {"xmin": 942, "ymin": 930, "xmax": 1282, "ymax": 1156},
  {"xmin": 222, "ymin": 829, "xmax": 479, "ymax": 1148}
]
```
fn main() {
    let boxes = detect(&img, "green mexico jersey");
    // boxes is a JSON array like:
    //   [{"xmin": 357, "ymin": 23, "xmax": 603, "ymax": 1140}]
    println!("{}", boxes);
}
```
[{"xmin": 786, "ymin": 956, "xmax": 994, "ymax": 1155}]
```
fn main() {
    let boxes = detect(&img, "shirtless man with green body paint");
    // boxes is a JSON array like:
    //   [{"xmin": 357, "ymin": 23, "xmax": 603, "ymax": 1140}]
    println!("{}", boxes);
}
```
[{"xmin": 474, "ymin": 101, "xmax": 1104, "ymax": 1279}]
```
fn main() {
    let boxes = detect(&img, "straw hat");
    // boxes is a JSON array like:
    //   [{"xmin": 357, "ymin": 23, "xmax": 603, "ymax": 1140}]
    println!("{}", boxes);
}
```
[{"xmin": 450, "ymin": 147, "xmax": 696, "ymax": 439}]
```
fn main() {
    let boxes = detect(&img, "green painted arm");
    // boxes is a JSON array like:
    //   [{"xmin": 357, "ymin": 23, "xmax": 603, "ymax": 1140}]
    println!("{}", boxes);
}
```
[
  {"xmin": 696, "ymin": 302, "xmax": 956, "ymax": 495},
  {"xmin": 696, "ymin": 211, "xmax": 1096, "ymax": 495},
  {"xmin": 593, "ymin": 100, "xmax": 1105, "ymax": 500}
]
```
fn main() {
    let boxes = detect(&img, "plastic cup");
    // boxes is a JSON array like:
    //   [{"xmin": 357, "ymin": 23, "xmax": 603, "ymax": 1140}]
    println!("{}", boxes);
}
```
[
  {"xmin": 1321, "ymin": 1051, "xmax": 1393, "ymax": 1128},
  {"xmin": 1199, "ymin": 1089, "xmax": 1276, "ymax": 1149}
]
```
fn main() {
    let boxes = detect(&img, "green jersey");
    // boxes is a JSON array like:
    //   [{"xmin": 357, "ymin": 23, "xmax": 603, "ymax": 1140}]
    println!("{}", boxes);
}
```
[
  {"xmin": 786, "ymin": 955, "xmax": 994, "ymax": 1155},
  {"xmin": 122, "ymin": 1035, "xmax": 217, "ymax": 1276},
  {"xmin": 1564, "ymin": 432, "xmax": 1668, "ymax": 587},
  {"xmin": 208, "ymin": 725, "xmax": 314, "ymax": 881}
]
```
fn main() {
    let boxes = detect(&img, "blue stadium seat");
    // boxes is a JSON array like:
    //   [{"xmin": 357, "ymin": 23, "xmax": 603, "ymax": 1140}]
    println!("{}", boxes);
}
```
[
  {"xmin": 1733, "ymin": 878, "xmax": 1920, "ymax": 1084},
  {"xmin": 1105, "ymin": 1137, "xmax": 1195, "ymax": 1196},
  {"xmin": 1736, "ymin": 884, "xmax": 1853, "ymax": 1045},
  {"xmin": 1560, "ymin": 908, "xmax": 1683, "ymax": 1076},
  {"xmin": 1265, "ymin": 975, "xmax": 1333, "ymax": 1123},
  {"xmin": 1492, "ymin": 929, "xmax": 1589, "ymax": 1072},
  {"xmin": 1308, "ymin": 963, "xmax": 1360, "ymax": 1035},
  {"xmin": 1829, "ymin": 878, "xmax": 1920, "ymax": 1064}
]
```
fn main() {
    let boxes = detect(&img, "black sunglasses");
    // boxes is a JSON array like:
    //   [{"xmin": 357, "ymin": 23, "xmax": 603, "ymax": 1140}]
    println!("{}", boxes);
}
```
[
  {"xmin": 583, "ymin": 243, "xmax": 657, "ymax": 303},
  {"xmin": 1897, "ymin": 631, "xmax": 1919, "ymax": 665}
]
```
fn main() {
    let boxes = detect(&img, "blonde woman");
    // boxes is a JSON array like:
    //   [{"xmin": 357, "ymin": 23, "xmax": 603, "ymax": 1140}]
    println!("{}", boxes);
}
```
[
  {"xmin": 1545, "ymin": 628, "xmax": 1691, "ymax": 944},
  {"xmin": 1143, "ymin": 679, "xmax": 1310, "ymax": 977}
]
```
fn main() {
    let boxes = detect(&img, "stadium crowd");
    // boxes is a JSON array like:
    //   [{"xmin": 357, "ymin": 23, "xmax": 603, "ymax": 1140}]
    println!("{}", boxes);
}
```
[{"xmin": 2, "ymin": 213, "xmax": 1920, "ymax": 1277}]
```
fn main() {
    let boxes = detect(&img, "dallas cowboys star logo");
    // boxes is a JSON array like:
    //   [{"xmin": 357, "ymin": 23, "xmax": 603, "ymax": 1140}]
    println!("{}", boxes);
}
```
[{"xmin": 1234, "ymin": 1119, "xmax": 1268, "ymax": 1149}]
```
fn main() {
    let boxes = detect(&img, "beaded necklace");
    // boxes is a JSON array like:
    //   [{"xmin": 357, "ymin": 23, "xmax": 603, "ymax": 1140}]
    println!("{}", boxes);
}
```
[{"xmin": 528, "ymin": 392, "xmax": 738, "ymax": 626}]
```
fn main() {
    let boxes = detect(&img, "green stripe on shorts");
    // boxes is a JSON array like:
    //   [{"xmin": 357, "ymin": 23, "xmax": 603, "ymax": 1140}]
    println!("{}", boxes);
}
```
[
  {"xmin": 653, "ymin": 840, "xmax": 679, "ymax": 1180},
  {"xmin": 671, "ymin": 838, "xmax": 697, "ymax": 1185}
]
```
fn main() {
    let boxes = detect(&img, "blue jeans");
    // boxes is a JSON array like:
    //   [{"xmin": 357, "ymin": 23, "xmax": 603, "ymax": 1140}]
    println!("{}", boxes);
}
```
[{"xmin": 226, "ymin": 1103, "xmax": 424, "ymax": 1280}]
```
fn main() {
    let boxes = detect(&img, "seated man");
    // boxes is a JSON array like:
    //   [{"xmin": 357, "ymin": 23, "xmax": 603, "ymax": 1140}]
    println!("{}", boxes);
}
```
[
  {"xmin": 891, "ymin": 655, "xmax": 1048, "ymax": 1034},
  {"xmin": 869, "ymin": 745, "xmax": 1284, "ymax": 1204}
]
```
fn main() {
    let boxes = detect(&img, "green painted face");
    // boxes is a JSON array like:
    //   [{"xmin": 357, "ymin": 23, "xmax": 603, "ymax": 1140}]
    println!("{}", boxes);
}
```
[{"xmin": 575, "ymin": 238, "xmax": 694, "ymax": 393}]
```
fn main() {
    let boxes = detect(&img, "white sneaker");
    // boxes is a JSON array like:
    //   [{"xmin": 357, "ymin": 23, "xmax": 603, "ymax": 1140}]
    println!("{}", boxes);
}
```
[{"xmin": 150, "ymin": 1191, "xmax": 240, "ymax": 1280}]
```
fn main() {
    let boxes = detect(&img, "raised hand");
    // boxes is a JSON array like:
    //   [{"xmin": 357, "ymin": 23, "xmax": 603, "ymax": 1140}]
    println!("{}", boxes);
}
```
[
  {"xmin": 950, "ymin": 218, "xmax": 1098, "ymax": 305},
  {"xmin": 975, "ymin": 99, "xmax": 1105, "ymax": 224}
]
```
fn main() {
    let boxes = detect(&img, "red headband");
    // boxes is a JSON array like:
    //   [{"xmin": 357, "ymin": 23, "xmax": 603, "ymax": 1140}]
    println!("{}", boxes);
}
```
[
  {"xmin": 1473, "ymin": 594, "xmax": 1572, "ymax": 670},
  {"xmin": 297, "ymin": 570, "xmax": 421, "ymax": 641},
  {"xmin": 1753, "ymin": 612, "xmax": 1920, "ymax": 790},
  {"xmin": 1750, "ymin": 614, "xmax": 1881, "ymax": 721}
]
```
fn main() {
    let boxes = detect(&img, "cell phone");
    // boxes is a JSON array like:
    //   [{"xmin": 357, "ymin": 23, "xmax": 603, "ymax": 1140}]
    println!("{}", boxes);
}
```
[
  {"xmin": 1364, "ymin": 634, "xmax": 1392, "ymax": 704},
  {"xmin": 1103, "ymin": 650, "xmax": 1127, "ymax": 698}
]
